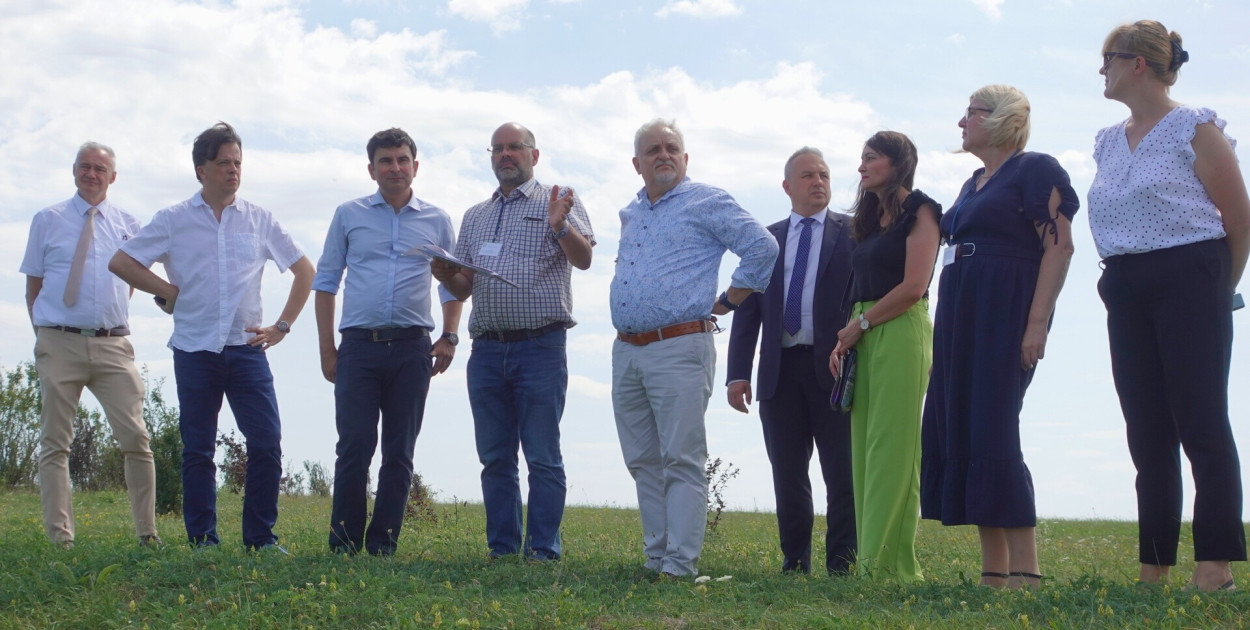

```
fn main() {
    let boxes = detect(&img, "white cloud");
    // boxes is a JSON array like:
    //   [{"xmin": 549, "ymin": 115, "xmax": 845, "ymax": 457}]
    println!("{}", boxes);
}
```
[
  {"xmin": 947, "ymin": 33, "xmax": 966, "ymax": 47},
  {"xmin": 655, "ymin": 0, "xmax": 742, "ymax": 19},
  {"xmin": 446, "ymin": 0, "xmax": 529, "ymax": 33},
  {"xmin": 970, "ymin": 0, "xmax": 1004, "ymax": 20},
  {"xmin": 569, "ymin": 374, "xmax": 612, "ymax": 399},
  {"xmin": 349, "ymin": 18, "xmax": 377, "ymax": 38}
]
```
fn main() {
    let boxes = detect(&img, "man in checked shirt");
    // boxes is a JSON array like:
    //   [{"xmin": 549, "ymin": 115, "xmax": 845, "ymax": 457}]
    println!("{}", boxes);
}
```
[{"xmin": 432, "ymin": 122, "xmax": 594, "ymax": 561}]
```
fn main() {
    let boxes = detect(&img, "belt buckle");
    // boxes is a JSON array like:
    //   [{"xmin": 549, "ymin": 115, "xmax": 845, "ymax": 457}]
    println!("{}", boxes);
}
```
[
  {"xmin": 957, "ymin": 242, "xmax": 975, "ymax": 259},
  {"xmin": 370, "ymin": 329, "xmax": 383, "ymax": 342},
  {"xmin": 79, "ymin": 328, "xmax": 96, "ymax": 337}
]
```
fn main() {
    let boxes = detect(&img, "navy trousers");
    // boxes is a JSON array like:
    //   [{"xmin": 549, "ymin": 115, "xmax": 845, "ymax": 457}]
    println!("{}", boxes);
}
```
[
  {"xmin": 328, "ymin": 334, "xmax": 432, "ymax": 555},
  {"xmin": 1098, "ymin": 238, "xmax": 1246, "ymax": 564}
]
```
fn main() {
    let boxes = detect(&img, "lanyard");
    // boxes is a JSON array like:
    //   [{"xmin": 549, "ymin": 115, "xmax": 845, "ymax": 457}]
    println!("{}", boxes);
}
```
[
  {"xmin": 945, "ymin": 149, "xmax": 1020, "ymax": 243},
  {"xmin": 492, "ymin": 195, "xmax": 517, "ymax": 241}
]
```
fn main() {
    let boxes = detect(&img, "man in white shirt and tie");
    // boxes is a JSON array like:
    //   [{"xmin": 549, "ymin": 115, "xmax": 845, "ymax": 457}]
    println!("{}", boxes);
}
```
[{"xmin": 21, "ymin": 141, "xmax": 159, "ymax": 549}]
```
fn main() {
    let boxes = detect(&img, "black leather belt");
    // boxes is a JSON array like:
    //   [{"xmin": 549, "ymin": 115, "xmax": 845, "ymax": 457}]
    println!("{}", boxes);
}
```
[
  {"xmin": 340, "ymin": 327, "xmax": 430, "ymax": 342},
  {"xmin": 476, "ymin": 321, "xmax": 566, "ymax": 343},
  {"xmin": 44, "ymin": 325, "xmax": 129, "ymax": 337}
]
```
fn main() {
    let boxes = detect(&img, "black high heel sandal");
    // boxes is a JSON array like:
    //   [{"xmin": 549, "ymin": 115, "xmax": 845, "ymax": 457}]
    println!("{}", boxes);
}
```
[{"xmin": 1010, "ymin": 571, "xmax": 1044, "ymax": 581}]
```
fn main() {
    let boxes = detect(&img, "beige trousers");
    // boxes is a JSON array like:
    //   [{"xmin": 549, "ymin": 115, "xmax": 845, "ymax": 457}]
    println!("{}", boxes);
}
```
[{"xmin": 35, "ymin": 327, "xmax": 156, "ymax": 542}]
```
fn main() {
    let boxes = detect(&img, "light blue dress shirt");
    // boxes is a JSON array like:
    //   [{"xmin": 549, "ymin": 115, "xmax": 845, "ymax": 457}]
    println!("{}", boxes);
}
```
[
  {"xmin": 610, "ymin": 178, "xmax": 778, "ymax": 332},
  {"xmin": 313, "ymin": 191, "xmax": 456, "ymax": 331}
]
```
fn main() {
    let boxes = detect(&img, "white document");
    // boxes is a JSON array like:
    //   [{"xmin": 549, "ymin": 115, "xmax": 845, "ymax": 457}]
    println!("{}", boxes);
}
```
[{"xmin": 405, "ymin": 244, "xmax": 521, "ymax": 289}]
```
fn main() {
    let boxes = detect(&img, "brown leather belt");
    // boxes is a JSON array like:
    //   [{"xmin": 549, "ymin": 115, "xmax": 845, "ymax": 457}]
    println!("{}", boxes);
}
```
[
  {"xmin": 616, "ymin": 320, "xmax": 714, "ymax": 347},
  {"xmin": 44, "ymin": 325, "xmax": 130, "ymax": 337}
]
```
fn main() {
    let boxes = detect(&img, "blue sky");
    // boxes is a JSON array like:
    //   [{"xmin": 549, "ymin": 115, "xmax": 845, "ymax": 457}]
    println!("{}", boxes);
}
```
[{"xmin": 1, "ymin": 0, "xmax": 1247, "ymax": 525}]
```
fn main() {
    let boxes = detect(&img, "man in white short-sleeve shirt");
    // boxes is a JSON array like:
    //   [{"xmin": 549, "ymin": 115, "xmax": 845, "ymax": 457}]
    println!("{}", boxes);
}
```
[
  {"xmin": 110, "ymin": 122, "xmax": 315, "ymax": 551},
  {"xmin": 21, "ymin": 141, "xmax": 158, "ymax": 549}
]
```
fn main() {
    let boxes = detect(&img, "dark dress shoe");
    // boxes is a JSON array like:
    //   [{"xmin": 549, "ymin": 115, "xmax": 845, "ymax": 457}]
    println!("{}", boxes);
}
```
[{"xmin": 781, "ymin": 558, "xmax": 811, "ymax": 573}]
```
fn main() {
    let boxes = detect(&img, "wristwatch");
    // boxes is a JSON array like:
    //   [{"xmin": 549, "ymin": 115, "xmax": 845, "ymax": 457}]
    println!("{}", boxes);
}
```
[
  {"xmin": 553, "ymin": 221, "xmax": 570, "ymax": 240},
  {"xmin": 858, "ymin": 314, "xmax": 871, "ymax": 331},
  {"xmin": 441, "ymin": 332, "xmax": 459, "ymax": 346},
  {"xmin": 718, "ymin": 291, "xmax": 738, "ymax": 312},
  {"xmin": 275, "ymin": 320, "xmax": 291, "ymax": 333}
]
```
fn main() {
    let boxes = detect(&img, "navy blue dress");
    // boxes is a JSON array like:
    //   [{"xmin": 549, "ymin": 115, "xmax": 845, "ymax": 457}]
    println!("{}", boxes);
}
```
[{"xmin": 920, "ymin": 152, "xmax": 1079, "ymax": 527}]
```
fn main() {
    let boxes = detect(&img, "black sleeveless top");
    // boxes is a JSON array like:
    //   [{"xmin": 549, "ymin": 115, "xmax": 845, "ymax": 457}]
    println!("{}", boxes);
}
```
[{"xmin": 848, "ymin": 190, "xmax": 942, "ymax": 303}]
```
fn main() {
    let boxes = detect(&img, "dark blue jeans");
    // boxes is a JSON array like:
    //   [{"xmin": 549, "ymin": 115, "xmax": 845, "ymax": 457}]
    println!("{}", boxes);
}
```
[
  {"xmin": 173, "ymin": 345, "xmax": 282, "ymax": 549},
  {"xmin": 328, "ymin": 334, "xmax": 432, "ymax": 555},
  {"xmin": 467, "ymin": 328, "xmax": 567, "ymax": 559}
]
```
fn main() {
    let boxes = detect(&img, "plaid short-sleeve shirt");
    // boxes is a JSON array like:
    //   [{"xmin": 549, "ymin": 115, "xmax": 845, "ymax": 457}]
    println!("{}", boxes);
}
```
[{"xmin": 454, "ymin": 178, "xmax": 595, "ymax": 336}]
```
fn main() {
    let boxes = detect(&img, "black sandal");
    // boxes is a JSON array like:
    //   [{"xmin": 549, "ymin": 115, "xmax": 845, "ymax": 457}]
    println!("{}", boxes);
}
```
[{"xmin": 1010, "ymin": 571, "xmax": 1044, "ymax": 580}]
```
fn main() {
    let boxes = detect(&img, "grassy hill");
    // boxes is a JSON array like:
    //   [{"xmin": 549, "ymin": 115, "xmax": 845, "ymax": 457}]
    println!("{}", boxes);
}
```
[{"xmin": 0, "ymin": 490, "xmax": 1245, "ymax": 628}]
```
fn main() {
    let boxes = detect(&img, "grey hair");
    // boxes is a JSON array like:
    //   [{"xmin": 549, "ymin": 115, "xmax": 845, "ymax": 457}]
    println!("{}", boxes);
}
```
[
  {"xmin": 76, "ymin": 141, "xmax": 116, "ymax": 169},
  {"xmin": 634, "ymin": 118, "xmax": 684, "ymax": 156},
  {"xmin": 784, "ymin": 146, "xmax": 824, "ymax": 179}
]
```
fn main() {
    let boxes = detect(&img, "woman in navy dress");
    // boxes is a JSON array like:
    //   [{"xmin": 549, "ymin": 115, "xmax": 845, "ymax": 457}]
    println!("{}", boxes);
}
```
[{"xmin": 920, "ymin": 84, "xmax": 1079, "ymax": 589}]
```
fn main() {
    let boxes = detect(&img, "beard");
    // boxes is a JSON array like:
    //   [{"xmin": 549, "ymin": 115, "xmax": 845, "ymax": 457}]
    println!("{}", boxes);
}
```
[
  {"xmin": 651, "ymin": 161, "xmax": 679, "ymax": 185},
  {"xmin": 494, "ymin": 162, "xmax": 530, "ymax": 187}
]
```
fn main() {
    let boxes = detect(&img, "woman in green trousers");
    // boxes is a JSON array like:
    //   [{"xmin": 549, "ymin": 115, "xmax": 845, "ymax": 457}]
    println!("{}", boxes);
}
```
[{"xmin": 831, "ymin": 131, "xmax": 941, "ymax": 581}]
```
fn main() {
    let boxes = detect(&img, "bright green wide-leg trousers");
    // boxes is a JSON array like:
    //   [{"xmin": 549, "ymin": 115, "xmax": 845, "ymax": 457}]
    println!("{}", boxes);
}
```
[{"xmin": 849, "ymin": 299, "xmax": 932, "ymax": 582}]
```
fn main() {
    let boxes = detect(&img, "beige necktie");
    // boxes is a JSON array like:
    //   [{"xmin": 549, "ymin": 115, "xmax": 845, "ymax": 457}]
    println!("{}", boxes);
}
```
[{"xmin": 63, "ymin": 207, "xmax": 97, "ymax": 307}]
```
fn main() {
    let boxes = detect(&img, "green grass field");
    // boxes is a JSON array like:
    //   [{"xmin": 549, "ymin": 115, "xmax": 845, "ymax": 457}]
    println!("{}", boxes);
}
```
[{"xmin": 0, "ymin": 491, "xmax": 1245, "ymax": 629}]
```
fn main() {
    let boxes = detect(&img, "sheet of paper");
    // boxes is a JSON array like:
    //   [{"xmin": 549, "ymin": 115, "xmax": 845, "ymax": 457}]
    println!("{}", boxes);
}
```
[{"xmin": 404, "ymin": 244, "xmax": 521, "ymax": 289}]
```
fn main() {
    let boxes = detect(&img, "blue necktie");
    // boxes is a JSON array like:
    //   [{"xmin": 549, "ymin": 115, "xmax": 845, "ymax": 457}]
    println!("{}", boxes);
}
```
[{"xmin": 783, "ymin": 217, "xmax": 815, "ymax": 336}]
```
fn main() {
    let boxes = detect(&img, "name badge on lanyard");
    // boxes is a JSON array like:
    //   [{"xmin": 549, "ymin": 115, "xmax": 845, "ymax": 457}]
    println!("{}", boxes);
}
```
[
  {"xmin": 942, "ymin": 245, "xmax": 957, "ymax": 267},
  {"xmin": 479, "ymin": 242, "xmax": 502, "ymax": 257}
]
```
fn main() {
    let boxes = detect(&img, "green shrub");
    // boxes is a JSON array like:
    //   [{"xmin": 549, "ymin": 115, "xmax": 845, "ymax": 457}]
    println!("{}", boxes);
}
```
[
  {"xmin": 304, "ymin": 459, "xmax": 331, "ymax": 497},
  {"xmin": 69, "ymin": 407, "xmax": 126, "ymax": 491},
  {"xmin": 0, "ymin": 362, "xmax": 43, "ymax": 488},
  {"xmin": 217, "ymin": 430, "xmax": 247, "ymax": 494},
  {"xmin": 141, "ymin": 371, "xmax": 183, "ymax": 515},
  {"xmin": 280, "ymin": 459, "xmax": 304, "ymax": 496},
  {"xmin": 404, "ymin": 472, "xmax": 438, "ymax": 523}
]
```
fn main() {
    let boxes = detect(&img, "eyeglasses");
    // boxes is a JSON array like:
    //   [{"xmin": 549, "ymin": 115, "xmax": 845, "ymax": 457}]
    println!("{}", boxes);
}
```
[
  {"xmin": 1101, "ymin": 51, "xmax": 1138, "ymax": 69},
  {"xmin": 964, "ymin": 106, "xmax": 993, "ymax": 119},
  {"xmin": 487, "ymin": 143, "xmax": 534, "ymax": 154}
]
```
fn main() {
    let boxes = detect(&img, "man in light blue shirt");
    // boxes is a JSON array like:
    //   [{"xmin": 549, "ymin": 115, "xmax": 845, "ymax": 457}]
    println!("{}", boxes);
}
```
[
  {"xmin": 610, "ymin": 118, "xmax": 778, "ymax": 578},
  {"xmin": 313, "ymin": 127, "xmax": 462, "ymax": 556}
]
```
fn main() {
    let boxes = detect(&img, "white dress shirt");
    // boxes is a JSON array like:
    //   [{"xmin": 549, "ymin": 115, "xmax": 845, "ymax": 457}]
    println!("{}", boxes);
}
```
[
  {"xmin": 781, "ymin": 210, "xmax": 825, "ymax": 348},
  {"xmin": 21, "ymin": 194, "xmax": 140, "ymax": 329},
  {"xmin": 121, "ymin": 192, "xmax": 304, "ymax": 353}
]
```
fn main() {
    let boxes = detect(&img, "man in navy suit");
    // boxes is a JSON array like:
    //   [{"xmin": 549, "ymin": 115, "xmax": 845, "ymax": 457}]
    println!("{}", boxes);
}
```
[{"xmin": 726, "ymin": 147, "xmax": 856, "ymax": 574}]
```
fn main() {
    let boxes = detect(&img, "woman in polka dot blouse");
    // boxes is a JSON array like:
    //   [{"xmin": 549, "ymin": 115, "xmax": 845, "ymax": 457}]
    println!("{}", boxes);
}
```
[{"xmin": 1088, "ymin": 19, "xmax": 1250, "ymax": 592}]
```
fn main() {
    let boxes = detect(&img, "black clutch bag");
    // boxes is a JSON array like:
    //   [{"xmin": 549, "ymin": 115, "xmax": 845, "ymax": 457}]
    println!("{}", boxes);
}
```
[{"xmin": 829, "ymin": 349, "xmax": 857, "ymax": 413}]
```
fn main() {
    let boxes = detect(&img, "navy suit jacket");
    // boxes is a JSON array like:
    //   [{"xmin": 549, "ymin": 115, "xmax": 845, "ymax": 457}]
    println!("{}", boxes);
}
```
[{"xmin": 726, "ymin": 210, "xmax": 854, "ymax": 401}]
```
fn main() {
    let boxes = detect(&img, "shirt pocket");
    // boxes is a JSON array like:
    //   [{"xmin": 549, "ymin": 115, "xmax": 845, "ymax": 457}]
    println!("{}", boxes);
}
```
[
  {"xmin": 234, "ymin": 233, "xmax": 260, "ymax": 262},
  {"xmin": 507, "ymin": 214, "xmax": 558, "ymax": 259}
]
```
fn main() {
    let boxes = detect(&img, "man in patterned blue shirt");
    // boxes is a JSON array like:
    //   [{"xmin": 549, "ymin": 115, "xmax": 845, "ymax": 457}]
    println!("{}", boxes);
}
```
[
  {"xmin": 433, "ymin": 122, "xmax": 594, "ymax": 561},
  {"xmin": 610, "ymin": 118, "xmax": 778, "ymax": 578}
]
